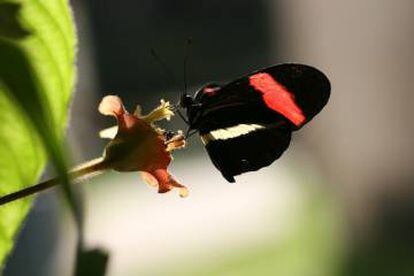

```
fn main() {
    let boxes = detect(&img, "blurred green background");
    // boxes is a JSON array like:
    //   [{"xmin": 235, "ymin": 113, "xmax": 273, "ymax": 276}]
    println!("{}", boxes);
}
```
[{"xmin": 4, "ymin": 0, "xmax": 414, "ymax": 275}]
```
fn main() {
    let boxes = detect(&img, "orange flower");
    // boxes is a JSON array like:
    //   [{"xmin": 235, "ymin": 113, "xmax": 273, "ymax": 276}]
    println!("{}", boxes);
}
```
[{"xmin": 98, "ymin": 95, "xmax": 188, "ymax": 197}]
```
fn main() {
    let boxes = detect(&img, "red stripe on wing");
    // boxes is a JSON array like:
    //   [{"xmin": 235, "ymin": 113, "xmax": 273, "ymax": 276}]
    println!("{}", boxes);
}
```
[{"xmin": 249, "ymin": 73, "xmax": 305, "ymax": 126}]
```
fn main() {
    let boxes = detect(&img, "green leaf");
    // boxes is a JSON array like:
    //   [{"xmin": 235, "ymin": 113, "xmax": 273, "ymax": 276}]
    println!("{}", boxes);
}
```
[{"xmin": 0, "ymin": 0, "xmax": 76, "ymax": 268}]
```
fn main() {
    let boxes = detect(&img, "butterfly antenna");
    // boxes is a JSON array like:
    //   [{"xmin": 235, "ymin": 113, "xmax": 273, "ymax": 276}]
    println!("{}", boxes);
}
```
[
  {"xmin": 150, "ymin": 48, "xmax": 179, "ymax": 88},
  {"xmin": 183, "ymin": 37, "xmax": 192, "ymax": 97},
  {"xmin": 151, "ymin": 48, "xmax": 190, "ymax": 125}
]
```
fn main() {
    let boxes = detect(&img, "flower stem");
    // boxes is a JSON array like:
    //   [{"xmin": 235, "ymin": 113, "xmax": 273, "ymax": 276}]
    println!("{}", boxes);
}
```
[{"xmin": 0, "ymin": 157, "xmax": 111, "ymax": 206}]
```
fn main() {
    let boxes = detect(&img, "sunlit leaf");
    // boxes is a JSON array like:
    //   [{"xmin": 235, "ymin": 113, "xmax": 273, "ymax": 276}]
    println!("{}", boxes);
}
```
[{"xmin": 0, "ymin": 0, "xmax": 76, "ymax": 268}]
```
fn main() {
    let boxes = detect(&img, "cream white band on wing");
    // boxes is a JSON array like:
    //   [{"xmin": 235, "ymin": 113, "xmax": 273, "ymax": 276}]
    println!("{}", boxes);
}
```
[{"xmin": 200, "ymin": 123, "xmax": 265, "ymax": 145}]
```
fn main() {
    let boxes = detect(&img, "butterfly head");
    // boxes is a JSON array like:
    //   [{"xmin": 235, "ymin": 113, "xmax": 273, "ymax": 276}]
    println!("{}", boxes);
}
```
[{"xmin": 179, "ymin": 93, "xmax": 194, "ymax": 109}]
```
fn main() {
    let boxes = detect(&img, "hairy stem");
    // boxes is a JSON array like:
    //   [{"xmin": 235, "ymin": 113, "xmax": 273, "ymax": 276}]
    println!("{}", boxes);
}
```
[{"xmin": 0, "ymin": 157, "xmax": 111, "ymax": 206}]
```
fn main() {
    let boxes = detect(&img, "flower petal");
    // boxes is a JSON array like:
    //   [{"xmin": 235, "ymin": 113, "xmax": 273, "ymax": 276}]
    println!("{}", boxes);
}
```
[
  {"xmin": 148, "ymin": 169, "xmax": 189, "ymax": 197},
  {"xmin": 140, "ymin": 171, "xmax": 159, "ymax": 187},
  {"xmin": 99, "ymin": 126, "xmax": 118, "ymax": 139},
  {"xmin": 98, "ymin": 95, "xmax": 126, "ymax": 117}
]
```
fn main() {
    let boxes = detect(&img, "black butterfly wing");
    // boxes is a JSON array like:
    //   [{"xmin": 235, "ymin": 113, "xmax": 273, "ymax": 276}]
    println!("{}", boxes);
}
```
[
  {"xmin": 248, "ymin": 63, "xmax": 331, "ymax": 128},
  {"xmin": 190, "ymin": 63, "xmax": 330, "ymax": 182},
  {"xmin": 201, "ymin": 123, "xmax": 292, "ymax": 182},
  {"xmin": 193, "ymin": 63, "xmax": 330, "ymax": 131}
]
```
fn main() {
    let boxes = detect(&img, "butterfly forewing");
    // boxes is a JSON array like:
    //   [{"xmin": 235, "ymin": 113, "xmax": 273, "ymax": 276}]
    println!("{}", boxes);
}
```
[
  {"xmin": 194, "ymin": 63, "xmax": 330, "ymax": 131},
  {"xmin": 250, "ymin": 63, "xmax": 331, "ymax": 128}
]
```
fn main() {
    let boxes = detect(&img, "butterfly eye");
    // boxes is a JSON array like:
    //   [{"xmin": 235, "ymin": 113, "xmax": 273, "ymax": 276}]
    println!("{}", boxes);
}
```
[{"xmin": 180, "ymin": 94, "xmax": 194, "ymax": 109}]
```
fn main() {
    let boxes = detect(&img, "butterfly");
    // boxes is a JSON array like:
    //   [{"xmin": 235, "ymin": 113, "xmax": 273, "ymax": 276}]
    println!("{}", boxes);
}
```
[{"xmin": 178, "ymin": 63, "xmax": 331, "ymax": 182}]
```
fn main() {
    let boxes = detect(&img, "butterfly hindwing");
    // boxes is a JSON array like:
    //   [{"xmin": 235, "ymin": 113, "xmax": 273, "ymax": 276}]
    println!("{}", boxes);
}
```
[{"xmin": 201, "ymin": 123, "xmax": 292, "ymax": 182}]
